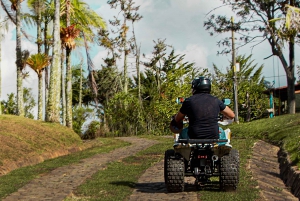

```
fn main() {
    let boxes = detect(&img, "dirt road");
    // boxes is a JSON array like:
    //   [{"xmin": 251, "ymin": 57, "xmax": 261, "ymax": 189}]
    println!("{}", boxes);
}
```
[{"xmin": 2, "ymin": 137, "xmax": 298, "ymax": 201}]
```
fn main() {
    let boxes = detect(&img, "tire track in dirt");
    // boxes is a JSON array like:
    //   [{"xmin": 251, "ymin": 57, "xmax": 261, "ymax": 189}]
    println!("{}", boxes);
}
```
[{"xmin": 129, "ymin": 160, "xmax": 198, "ymax": 201}]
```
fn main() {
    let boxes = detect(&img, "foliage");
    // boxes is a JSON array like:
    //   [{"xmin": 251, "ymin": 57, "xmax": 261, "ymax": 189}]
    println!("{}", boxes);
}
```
[
  {"xmin": 23, "ymin": 87, "xmax": 36, "ymax": 119},
  {"xmin": 72, "ymin": 64, "xmax": 88, "ymax": 106},
  {"xmin": 105, "ymin": 92, "xmax": 144, "ymax": 136},
  {"xmin": 82, "ymin": 120, "xmax": 101, "ymax": 139},
  {"xmin": 72, "ymin": 106, "xmax": 94, "ymax": 135},
  {"xmin": 60, "ymin": 24, "xmax": 80, "ymax": 49},
  {"xmin": 1, "ymin": 87, "xmax": 36, "ymax": 119},
  {"xmin": 1, "ymin": 93, "xmax": 17, "ymax": 115},
  {"xmin": 136, "ymin": 40, "xmax": 209, "ymax": 134},
  {"xmin": 26, "ymin": 53, "xmax": 51, "ymax": 77},
  {"xmin": 270, "ymin": 4, "xmax": 300, "ymax": 39},
  {"xmin": 211, "ymin": 54, "xmax": 269, "ymax": 122}
]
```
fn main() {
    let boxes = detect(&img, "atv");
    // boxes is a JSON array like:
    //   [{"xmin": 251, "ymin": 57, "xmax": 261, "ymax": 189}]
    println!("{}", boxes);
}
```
[{"xmin": 164, "ymin": 99, "xmax": 240, "ymax": 192}]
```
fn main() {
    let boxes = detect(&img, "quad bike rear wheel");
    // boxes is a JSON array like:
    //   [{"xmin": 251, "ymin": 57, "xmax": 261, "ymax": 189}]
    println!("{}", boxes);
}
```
[
  {"xmin": 219, "ymin": 149, "xmax": 240, "ymax": 191},
  {"xmin": 164, "ymin": 149, "xmax": 185, "ymax": 192}
]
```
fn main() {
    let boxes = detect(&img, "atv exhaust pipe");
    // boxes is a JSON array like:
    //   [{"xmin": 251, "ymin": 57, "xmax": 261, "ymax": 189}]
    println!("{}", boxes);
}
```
[
  {"xmin": 212, "ymin": 155, "xmax": 218, "ymax": 169},
  {"xmin": 212, "ymin": 155, "xmax": 218, "ymax": 161}
]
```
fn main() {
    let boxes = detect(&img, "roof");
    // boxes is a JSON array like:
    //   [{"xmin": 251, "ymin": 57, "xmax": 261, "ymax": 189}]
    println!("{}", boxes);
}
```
[{"xmin": 263, "ymin": 83, "xmax": 300, "ymax": 100}]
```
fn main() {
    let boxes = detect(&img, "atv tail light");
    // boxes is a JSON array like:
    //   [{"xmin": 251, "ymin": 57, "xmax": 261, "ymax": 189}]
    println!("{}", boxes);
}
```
[{"xmin": 198, "ymin": 155, "xmax": 207, "ymax": 159}]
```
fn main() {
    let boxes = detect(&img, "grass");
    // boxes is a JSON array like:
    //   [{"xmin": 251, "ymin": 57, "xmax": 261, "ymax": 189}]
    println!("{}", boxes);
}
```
[
  {"xmin": 0, "ymin": 137, "xmax": 130, "ymax": 200},
  {"xmin": 0, "ymin": 115, "xmax": 84, "ymax": 165},
  {"xmin": 229, "ymin": 113, "xmax": 300, "ymax": 168}
]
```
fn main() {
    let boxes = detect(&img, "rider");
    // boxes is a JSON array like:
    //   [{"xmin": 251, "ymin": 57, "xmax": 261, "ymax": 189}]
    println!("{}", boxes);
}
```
[{"xmin": 173, "ymin": 76, "xmax": 235, "ymax": 139}]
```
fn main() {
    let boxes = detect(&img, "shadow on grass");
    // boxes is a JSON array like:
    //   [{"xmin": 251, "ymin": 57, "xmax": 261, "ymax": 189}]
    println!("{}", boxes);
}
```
[{"xmin": 110, "ymin": 180, "xmax": 221, "ymax": 193}]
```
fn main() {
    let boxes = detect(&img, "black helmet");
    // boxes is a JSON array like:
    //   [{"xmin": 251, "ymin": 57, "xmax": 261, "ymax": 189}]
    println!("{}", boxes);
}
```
[{"xmin": 191, "ymin": 76, "xmax": 211, "ymax": 93}]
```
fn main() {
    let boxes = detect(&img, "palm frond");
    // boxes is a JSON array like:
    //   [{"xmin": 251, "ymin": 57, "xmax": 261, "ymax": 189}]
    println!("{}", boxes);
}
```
[
  {"xmin": 60, "ymin": 24, "xmax": 80, "ymax": 49},
  {"xmin": 1, "ymin": 0, "xmax": 33, "ymax": 41},
  {"xmin": 26, "ymin": 53, "xmax": 51, "ymax": 77}
]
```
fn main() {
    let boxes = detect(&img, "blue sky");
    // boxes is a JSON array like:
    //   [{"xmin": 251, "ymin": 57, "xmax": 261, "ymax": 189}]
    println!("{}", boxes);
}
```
[{"xmin": 0, "ymin": 0, "xmax": 295, "ymax": 115}]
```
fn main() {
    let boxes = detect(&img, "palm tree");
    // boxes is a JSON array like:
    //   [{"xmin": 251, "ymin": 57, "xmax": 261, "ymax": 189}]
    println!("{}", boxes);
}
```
[
  {"xmin": 46, "ymin": 0, "xmax": 61, "ymax": 122},
  {"xmin": 25, "ymin": 0, "xmax": 55, "ymax": 119},
  {"xmin": 26, "ymin": 0, "xmax": 47, "ymax": 53},
  {"xmin": 15, "ymin": 0, "xmax": 24, "ymax": 116},
  {"xmin": 59, "ymin": 0, "xmax": 106, "ymax": 127},
  {"xmin": 60, "ymin": 24, "xmax": 80, "ymax": 128},
  {"xmin": 0, "ymin": 18, "xmax": 10, "ymax": 115},
  {"xmin": 26, "ymin": 53, "xmax": 51, "ymax": 120},
  {"xmin": 0, "ymin": 0, "xmax": 33, "ymax": 116}
]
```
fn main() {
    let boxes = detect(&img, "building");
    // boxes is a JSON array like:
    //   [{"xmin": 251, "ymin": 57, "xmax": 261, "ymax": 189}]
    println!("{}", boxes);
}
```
[{"xmin": 263, "ymin": 83, "xmax": 300, "ymax": 115}]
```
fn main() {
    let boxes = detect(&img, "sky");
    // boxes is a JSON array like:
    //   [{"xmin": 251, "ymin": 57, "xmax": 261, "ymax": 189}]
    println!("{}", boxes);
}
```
[{"xmin": 0, "ymin": 0, "xmax": 296, "ymax": 117}]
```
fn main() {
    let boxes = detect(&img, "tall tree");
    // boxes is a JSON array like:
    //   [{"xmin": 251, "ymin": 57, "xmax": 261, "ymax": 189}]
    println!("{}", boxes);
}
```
[
  {"xmin": 127, "ymin": 4, "xmax": 142, "ymax": 102},
  {"xmin": 59, "ymin": 0, "xmax": 106, "ymax": 127},
  {"xmin": 140, "ymin": 41, "xmax": 202, "ymax": 134},
  {"xmin": 0, "ymin": 18, "xmax": 9, "ymax": 115},
  {"xmin": 204, "ymin": 0, "xmax": 300, "ymax": 114},
  {"xmin": 26, "ymin": 53, "xmax": 51, "ymax": 120},
  {"xmin": 26, "ymin": 0, "xmax": 45, "ymax": 53},
  {"xmin": 108, "ymin": 0, "xmax": 140, "ymax": 94},
  {"xmin": 46, "ymin": 0, "xmax": 61, "ymax": 122},
  {"xmin": 60, "ymin": 24, "xmax": 80, "ymax": 128},
  {"xmin": 211, "ymin": 55, "xmax": 268, "ymax": 121},
  {"xmin": 142, "ymin": 39, "xmax": 169, "ymax": 94},
  {"xmin": 15, "ymin": 0, "xmax": 24, "ymax": 116}
]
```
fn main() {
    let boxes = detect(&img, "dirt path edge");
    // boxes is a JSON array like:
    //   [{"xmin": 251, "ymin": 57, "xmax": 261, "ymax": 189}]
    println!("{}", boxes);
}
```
[
  {"xmin": 249, "ymin": 140, "xmax": 299, "ymax": 201},
  {"xmin": 278, "ymin": 147, "xmax": 300, "ymax": 199}
]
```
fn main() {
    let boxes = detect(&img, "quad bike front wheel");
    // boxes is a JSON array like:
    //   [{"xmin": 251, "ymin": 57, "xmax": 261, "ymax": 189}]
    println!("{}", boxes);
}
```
[
  {"xmin": 219, "ymin": 149, "xmax": 240, "ymax": 191},
  {"xmin": 164, "ymin": 149, "xmax": 185, "ymax": 192}
]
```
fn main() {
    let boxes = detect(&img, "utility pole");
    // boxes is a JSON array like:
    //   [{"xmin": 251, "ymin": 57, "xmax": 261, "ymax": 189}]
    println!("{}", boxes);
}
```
[{"xmin": 231, "ymin": 16, "xmax": 239, "ymax": 124}]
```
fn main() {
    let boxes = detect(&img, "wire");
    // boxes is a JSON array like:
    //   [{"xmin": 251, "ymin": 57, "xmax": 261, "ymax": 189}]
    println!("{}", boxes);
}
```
[{"xmin": 264, "ymin": 75, "xmax": 285, "ymax": 78}]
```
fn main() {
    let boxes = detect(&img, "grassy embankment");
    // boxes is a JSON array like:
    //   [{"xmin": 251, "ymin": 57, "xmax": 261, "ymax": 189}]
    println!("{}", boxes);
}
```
[
  {"xmin": 0, "ymin": 115, "xmax": 130, "ymax": 199},
  {"xmin": 0, "ymin": 113, "xmax": 299, "ymax": 200}
]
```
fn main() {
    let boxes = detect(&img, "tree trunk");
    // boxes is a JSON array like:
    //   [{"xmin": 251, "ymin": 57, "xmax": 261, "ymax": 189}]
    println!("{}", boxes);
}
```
[
  {"xmin": 65, "ymin": 0, "xmax": 72, "ymax": 128},
  {"xmin": 16, "ymin": 0, "xmax": 24, "ymax": 116},
  {"xmin": 66, "ymin": 47, "xmax": 72, "ymax": 128},
  {"xmin": 37, "ymin": 0, "xmax": 43, "ymax": 120},
  {"xmin": 44, "ymin": 22, "xmax": 49, "ymax": 118},
  {"xmin": 246, "ymin": 91, "xmax": 251, "ymax": 122},
  {"xmin": 38, "ymin": 74, "xmax": 43, "ymax": 120},
  {"xmin": 61, "ymin": 52, "xmax": 66, "ymax": 125},
  {"xmin": 0, "ymin": 31, "xmax": 2, "ymax": 115},
  {"xmin": 79, "ymin": 62, "xmax": 82, "ymax": 107},
  {"xmin": 287, "ymin": 39, "xmax": 296, "ymax": 114},
  {"xmin": 37, "ymin": 0, "xmax": 42, "ymax": 54},
  {"xmin": 271, "ymin": 33, "xmax": 296, "ymax": 114},
  {"xmin": 124, "ymin": 47, "xmax": 128, "ymax": 94},
  {"xmin": 46, "ymin": 0, "xmax": 61, "ymax": 122}
]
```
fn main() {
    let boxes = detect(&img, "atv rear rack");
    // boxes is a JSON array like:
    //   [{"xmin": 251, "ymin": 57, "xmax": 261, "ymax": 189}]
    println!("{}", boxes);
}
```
[{"xmin": 178, "ymin": 139, "xmax": 228, "ymax": 144}]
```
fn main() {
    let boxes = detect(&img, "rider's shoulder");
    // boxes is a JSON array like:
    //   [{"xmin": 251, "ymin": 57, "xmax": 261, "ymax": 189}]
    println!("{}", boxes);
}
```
[{"xmin": 184, "ymin": 97, "xmax": 192, "ymax": 102}]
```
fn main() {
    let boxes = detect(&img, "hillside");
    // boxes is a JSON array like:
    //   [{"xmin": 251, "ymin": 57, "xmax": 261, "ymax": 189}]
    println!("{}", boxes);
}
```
[
  {"xmin": 229, "ymin": 113, "xmax": 300, "ymax": 168},
  {"xmin": 0, "ymin": 115, "xmax": 95, "ymax": 175}
]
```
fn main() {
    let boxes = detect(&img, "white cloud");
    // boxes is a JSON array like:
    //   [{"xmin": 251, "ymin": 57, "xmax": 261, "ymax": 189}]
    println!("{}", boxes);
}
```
[{"xmin": 175, "ymin": 44, "xmax": 208, "ymax": 69}]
